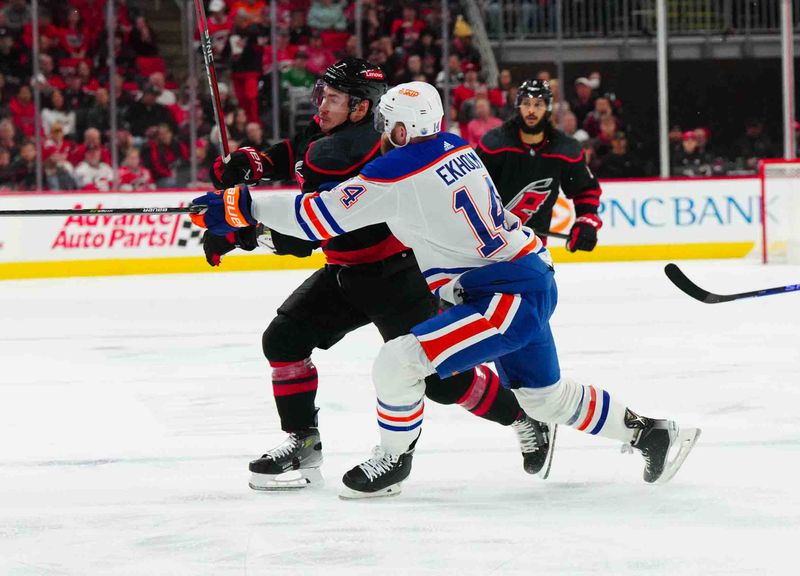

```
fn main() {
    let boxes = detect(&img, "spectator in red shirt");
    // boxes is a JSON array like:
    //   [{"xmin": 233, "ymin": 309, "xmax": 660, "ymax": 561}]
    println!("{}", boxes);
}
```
[
  {"xmin": 59, "ymin": 9, "xmax": 90, "ymax": 58},
  {"xmin": 582, "ymin": 93, "xmax": 617, "ymax": 139},
  {"xmin": 451, "ymin": 63, "xmax": 482, "ymax": 112},
  {"xmin": 391, "ymin": 5, "xmax": 425, "ymax": 53},
  {"xmin": 43, "ymin": 122, "xmax": 75, "ymax": 161},
  {"xmin": 21, "ymin": 9, "xmax": 59, "ymax": 50},
  {"xmin": 304, "ymin": 31, "xmax": 335, "ymax": 77},
  {"xmin": 35, "ymin": 54, "xmax": 66, "ymax": 93},
  {"xmin": 9, "ymin": 85, "xmax": 36, "ymax": 139},
  {"xmin": 69, "ymin": 127, "xmax": 112, "ymax": 166},
  {"xmin": 206, "ymin": 0, "xmax": 232, "ymax": 60},
  {"xmin": 118, "ymin": 148, "xmax": 155, "ymax": 191},
  {"xmin": 142, "ymin": 123, "xmax": 188, "ymax": 187},
  {"xmin": 465, "ymin": 96, "xmax": 502, "ymax": 149}
]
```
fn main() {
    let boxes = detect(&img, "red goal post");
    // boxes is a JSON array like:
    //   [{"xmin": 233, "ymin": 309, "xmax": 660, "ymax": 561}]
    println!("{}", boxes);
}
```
[{"xmin": 759, "ymin": 158, "xmax": 800, "ymax": 264}]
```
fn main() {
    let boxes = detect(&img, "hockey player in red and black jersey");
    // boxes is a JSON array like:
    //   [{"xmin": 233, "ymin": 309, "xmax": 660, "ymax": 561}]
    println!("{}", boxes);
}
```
[
  {"xmin": 204, "ymin": 58, "xmax": 555, "ymax": 490},
  {"xmin": 476, "ymin": 79, "xmax": 603, "ymax": 252}
]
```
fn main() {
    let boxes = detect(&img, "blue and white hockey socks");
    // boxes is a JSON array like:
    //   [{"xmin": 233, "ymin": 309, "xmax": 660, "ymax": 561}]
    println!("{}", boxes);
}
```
[{"xmin": 513, "ymin": 378, "xmax": 636, "ymax": 443}]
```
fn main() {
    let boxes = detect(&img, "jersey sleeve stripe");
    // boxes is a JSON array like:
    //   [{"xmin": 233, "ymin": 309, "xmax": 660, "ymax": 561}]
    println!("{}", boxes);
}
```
[
  {"xmin": 359, "ymin": 144, "xmax": 473, "ymax": 183},
  {"xmin": 293, "ymin": 194, "xmax": 320, "ymax": 240},
  {"xmin": 305, "ymin": 139, "xmax": 381, "ymax": 175},
  {"xmin": 427, "ymin": 278, "xmax": 451, "ymax": 291},
  {"xmin": 302, "ymin": 193, "xmax": 333, "ymax": 239},
  {"xmin": 312, "ymin": 195, "xmax": 346, "ymax": 235},
  {"xmin": 540, "ymin": 150, "xmax": 585, "ymax": 163}
]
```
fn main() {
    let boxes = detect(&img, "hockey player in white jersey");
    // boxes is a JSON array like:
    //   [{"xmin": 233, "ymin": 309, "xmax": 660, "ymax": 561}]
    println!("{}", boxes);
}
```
[{"xmin": 191, "ymin": 81, "xmax": 701, "ymax": 499}]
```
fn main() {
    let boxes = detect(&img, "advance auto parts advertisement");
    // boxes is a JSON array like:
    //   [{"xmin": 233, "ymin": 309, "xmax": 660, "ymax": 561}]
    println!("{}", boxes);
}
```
[{"xmin": 0, "ymin": 192, "xmax": 205, "ymax": 262}]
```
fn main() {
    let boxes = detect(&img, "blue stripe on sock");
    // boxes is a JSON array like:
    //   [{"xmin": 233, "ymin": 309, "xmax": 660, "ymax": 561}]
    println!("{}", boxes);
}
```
[
  {"xmin": 377, "ymin": 397, "xmax": 423, "ymax": 412},
  {"xmin": 377, "ymin": 419, "xmax": 423, "ymax": 432},
  {"xmin": 589, "ymin": 390, "xmax": 611, "ymax": 435},
  {"xmin": 294, "ymin": 194, "xmax": 318, "ymax": 240},
  {"xmin": 566, "ymin": 386, "xmax": 585, "ymax": 426},
  {"xmin": 313, "ymin": 196, "xmax": 346, "ymax": 235}
]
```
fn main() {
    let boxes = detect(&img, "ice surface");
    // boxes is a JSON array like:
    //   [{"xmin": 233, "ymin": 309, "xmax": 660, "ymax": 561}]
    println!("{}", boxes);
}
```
[{"xmin": 1, "ymin": 260, "xmax": 799, "ymax": 576}]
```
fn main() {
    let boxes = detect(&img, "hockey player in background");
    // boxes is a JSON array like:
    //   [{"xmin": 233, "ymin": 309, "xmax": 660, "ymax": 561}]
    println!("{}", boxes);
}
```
[
  {"xmin": 192, "ymin": 81, "xmax": 701, "ymax": 499},
  {"xmin": 205, "ymin": 59, "xmax": 555, "ymax": 490},
  {"xmin": 477, "ymin": 79, "xmax": 602, "ymax": 252}
]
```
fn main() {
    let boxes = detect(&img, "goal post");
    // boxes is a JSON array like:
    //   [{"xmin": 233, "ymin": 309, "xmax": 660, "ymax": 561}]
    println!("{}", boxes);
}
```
[{"xmin": 759, "ymin": 158, "xmax": 800, "ymax": 264}]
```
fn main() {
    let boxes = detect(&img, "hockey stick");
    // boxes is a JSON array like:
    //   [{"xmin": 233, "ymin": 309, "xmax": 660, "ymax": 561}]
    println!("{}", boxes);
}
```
[
  {"xmin": 192, "ymin": 0, "xmax": 229, "ymax": 157},
  {"xmin": 534, "ymin": 229, "xmax": 569, "ymax": 240},
  {"xmin": 664, "ymin": 263, "xmax": 800, "ymax": 304},
  {"xmin": 0, "ymin": 206, "xmax": 204, "ymax": 217}
]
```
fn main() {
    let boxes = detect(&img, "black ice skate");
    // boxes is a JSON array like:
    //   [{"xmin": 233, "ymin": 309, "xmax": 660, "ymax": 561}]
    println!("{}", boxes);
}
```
[
  {"xmin": 625, "ymin": 410, "xmax": 701, "ymax": 484},
  {"xmin": 511, "ymin": 415, "xmax": 557, "ymax": 479},
  {"xmin": 248, "ymin": 428, "xmax": 323, "ymax": 490},
  {"xmin": 339, "ymin": 446, "xmax": 414, "ymax": 499}
]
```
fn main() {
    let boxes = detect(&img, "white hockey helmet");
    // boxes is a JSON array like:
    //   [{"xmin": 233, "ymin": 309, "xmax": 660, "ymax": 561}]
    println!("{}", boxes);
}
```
[{"xmin": 375, "ymin": 81, "xmax": 444, "ymax": 146}]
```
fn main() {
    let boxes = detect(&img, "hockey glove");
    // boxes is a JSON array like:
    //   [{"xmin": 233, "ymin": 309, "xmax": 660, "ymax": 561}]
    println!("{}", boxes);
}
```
[
  {"xmin": 190, "ymin": 185, "xmax": 257, "ymax": 235},
  {"xmin": 201, "ymin": 224, "xmax": 264, "ymax": 266},
  {"xmin": 567, "ymin": 214, "xmax": 602, "ymax": 252},
  {"xmin": 210, "ymin": 147, "xmax": 274, "ymax": 189}
]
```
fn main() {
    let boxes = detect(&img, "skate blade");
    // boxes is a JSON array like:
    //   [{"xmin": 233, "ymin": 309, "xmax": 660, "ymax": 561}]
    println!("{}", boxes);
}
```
[
  {"xmin": 338, "ymin": 483, "xmax": 403, "ymax": 500},
  {"xmin": 655, "ymin": 426, "xmax": 702, "ymax": 485},
  {"xmin": 538, "ymin": 423, "xmax": 558, "ymax": 480},
  {"xmin": 249, "ymin": 468, "xmax": 323, "ymax": 491}
]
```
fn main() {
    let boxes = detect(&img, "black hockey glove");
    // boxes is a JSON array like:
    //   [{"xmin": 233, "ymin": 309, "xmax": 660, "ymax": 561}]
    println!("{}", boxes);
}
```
[
  {"xmin": 566, "ymin": 214, "xmax": 602, "ymax": 252},
  {"xmin": 202, "ymin": 224, "xmax": 263, "ymax": 267},
  {"xmin": 210, "ymin": 147, "xmax": 275, "ymax": 189}
]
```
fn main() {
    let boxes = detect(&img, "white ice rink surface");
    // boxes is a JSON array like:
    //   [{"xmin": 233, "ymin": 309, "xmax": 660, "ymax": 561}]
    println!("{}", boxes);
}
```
[{"xmin": 1, "ymin": 260, "xmax": 799, "ymax": 576}]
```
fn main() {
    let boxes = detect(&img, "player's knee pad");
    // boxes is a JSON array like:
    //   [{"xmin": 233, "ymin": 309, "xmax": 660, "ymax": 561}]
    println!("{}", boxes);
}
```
[
  {"xmin": 513, "ymin": 378, "xmax": 583, "ymax": 424},
  {"xmin": 424, "ymin": 371, "xmax": 474, "ymax": 405},
  {"xmin": 372, "ymin": 335, "xmax": 434, "ymax": 404},
  {"xmin": 262, "ymin": 314, "xmax": 316, "ymax": 361}
]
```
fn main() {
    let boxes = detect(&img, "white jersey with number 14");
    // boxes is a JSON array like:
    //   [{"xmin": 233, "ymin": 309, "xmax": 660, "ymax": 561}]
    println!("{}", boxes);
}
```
[{"xmin": 251, "ymin": 132, "xmax": 553, "ymax": 298}]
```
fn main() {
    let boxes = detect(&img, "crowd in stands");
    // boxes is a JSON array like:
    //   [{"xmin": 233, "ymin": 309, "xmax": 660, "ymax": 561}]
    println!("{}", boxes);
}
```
[{"xmin": 0, "ymin": 0, "xmax": 788, "ymax": 193}]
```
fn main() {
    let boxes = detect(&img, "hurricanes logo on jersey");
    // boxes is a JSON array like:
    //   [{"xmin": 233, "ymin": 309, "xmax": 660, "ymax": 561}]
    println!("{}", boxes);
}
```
[{"xmin": 505, "ymin": 178, "xmax": 554, "ymax": 222}]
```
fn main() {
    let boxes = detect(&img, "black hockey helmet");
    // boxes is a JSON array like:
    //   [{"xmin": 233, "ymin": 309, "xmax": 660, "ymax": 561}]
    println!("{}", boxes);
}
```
[
  {"xmin": 515, "ymin": 79, "xmax": 553, "ymax": 112},
  {"xmin": 312, "ymin": 57, "xmax": 388, "ymax": 113}
]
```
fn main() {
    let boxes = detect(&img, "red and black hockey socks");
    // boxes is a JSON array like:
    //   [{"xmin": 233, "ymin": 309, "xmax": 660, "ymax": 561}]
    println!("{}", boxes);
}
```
[
  {"xmin": 425, "ymin": 364, "xmax": 521, "ymax": 426},
  {"xmin": 270, "ymin": 358, "xmax": 319, "ymax": 432}
]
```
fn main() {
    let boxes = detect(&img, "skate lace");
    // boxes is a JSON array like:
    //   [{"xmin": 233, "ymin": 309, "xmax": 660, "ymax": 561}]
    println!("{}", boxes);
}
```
[
  {"xmin": 511, "ymin": 418, "xmax": 540, "ymax": 453},
  {"xmin": 264, "ymin": 434, "xmax": 300, "ymax": 460},
  {"xmin": 358, "ymin": 446, "xmax": 399, "ymax": 481}
]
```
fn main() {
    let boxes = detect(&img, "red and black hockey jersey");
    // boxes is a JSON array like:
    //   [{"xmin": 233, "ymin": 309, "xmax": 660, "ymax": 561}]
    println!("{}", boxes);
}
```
[
  {"xmin": 476, "ymin": 122, "xmax": 602, "ymax": 236},
  {"xmin": 260, "ymin": 116, "xmax": 406, "ymax": 265}
]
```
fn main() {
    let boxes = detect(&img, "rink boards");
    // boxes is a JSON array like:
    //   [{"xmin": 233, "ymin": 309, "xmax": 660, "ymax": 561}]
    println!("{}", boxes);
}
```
[{"xmin": 0, "ymin": 177, "xmax": 762, "ymax": 280}]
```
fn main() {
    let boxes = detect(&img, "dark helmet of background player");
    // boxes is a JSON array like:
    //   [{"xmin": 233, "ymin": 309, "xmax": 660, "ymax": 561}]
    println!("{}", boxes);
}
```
[
  {"xmin": 312, "ymin": 57, "xmax": 388, "ymax": 114},
  {"xmin": 514, "ymin": 79, "xmax": 553, "ymax": 135}
]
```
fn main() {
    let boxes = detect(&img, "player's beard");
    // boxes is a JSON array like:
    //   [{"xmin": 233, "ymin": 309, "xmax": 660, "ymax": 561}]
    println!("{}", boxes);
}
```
[{"xmin": 517, "ymin": 111, "xmax": 549, "ymax": 135}]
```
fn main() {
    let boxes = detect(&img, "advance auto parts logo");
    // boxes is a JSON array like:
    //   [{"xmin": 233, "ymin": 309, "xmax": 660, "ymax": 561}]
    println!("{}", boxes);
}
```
[{"xmin": 51, "ymin": 204, "xmax": 200, "ymax": 250}]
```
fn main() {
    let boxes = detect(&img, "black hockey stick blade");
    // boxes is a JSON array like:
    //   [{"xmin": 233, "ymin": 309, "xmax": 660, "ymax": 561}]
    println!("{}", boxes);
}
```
[
  {"xmin": 664, "ymin": 263, "xmax": 800, "ymax": 304},
  {"xmin": 534, "ymin": 228, "xmax": 569, "ymax": 240}
]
